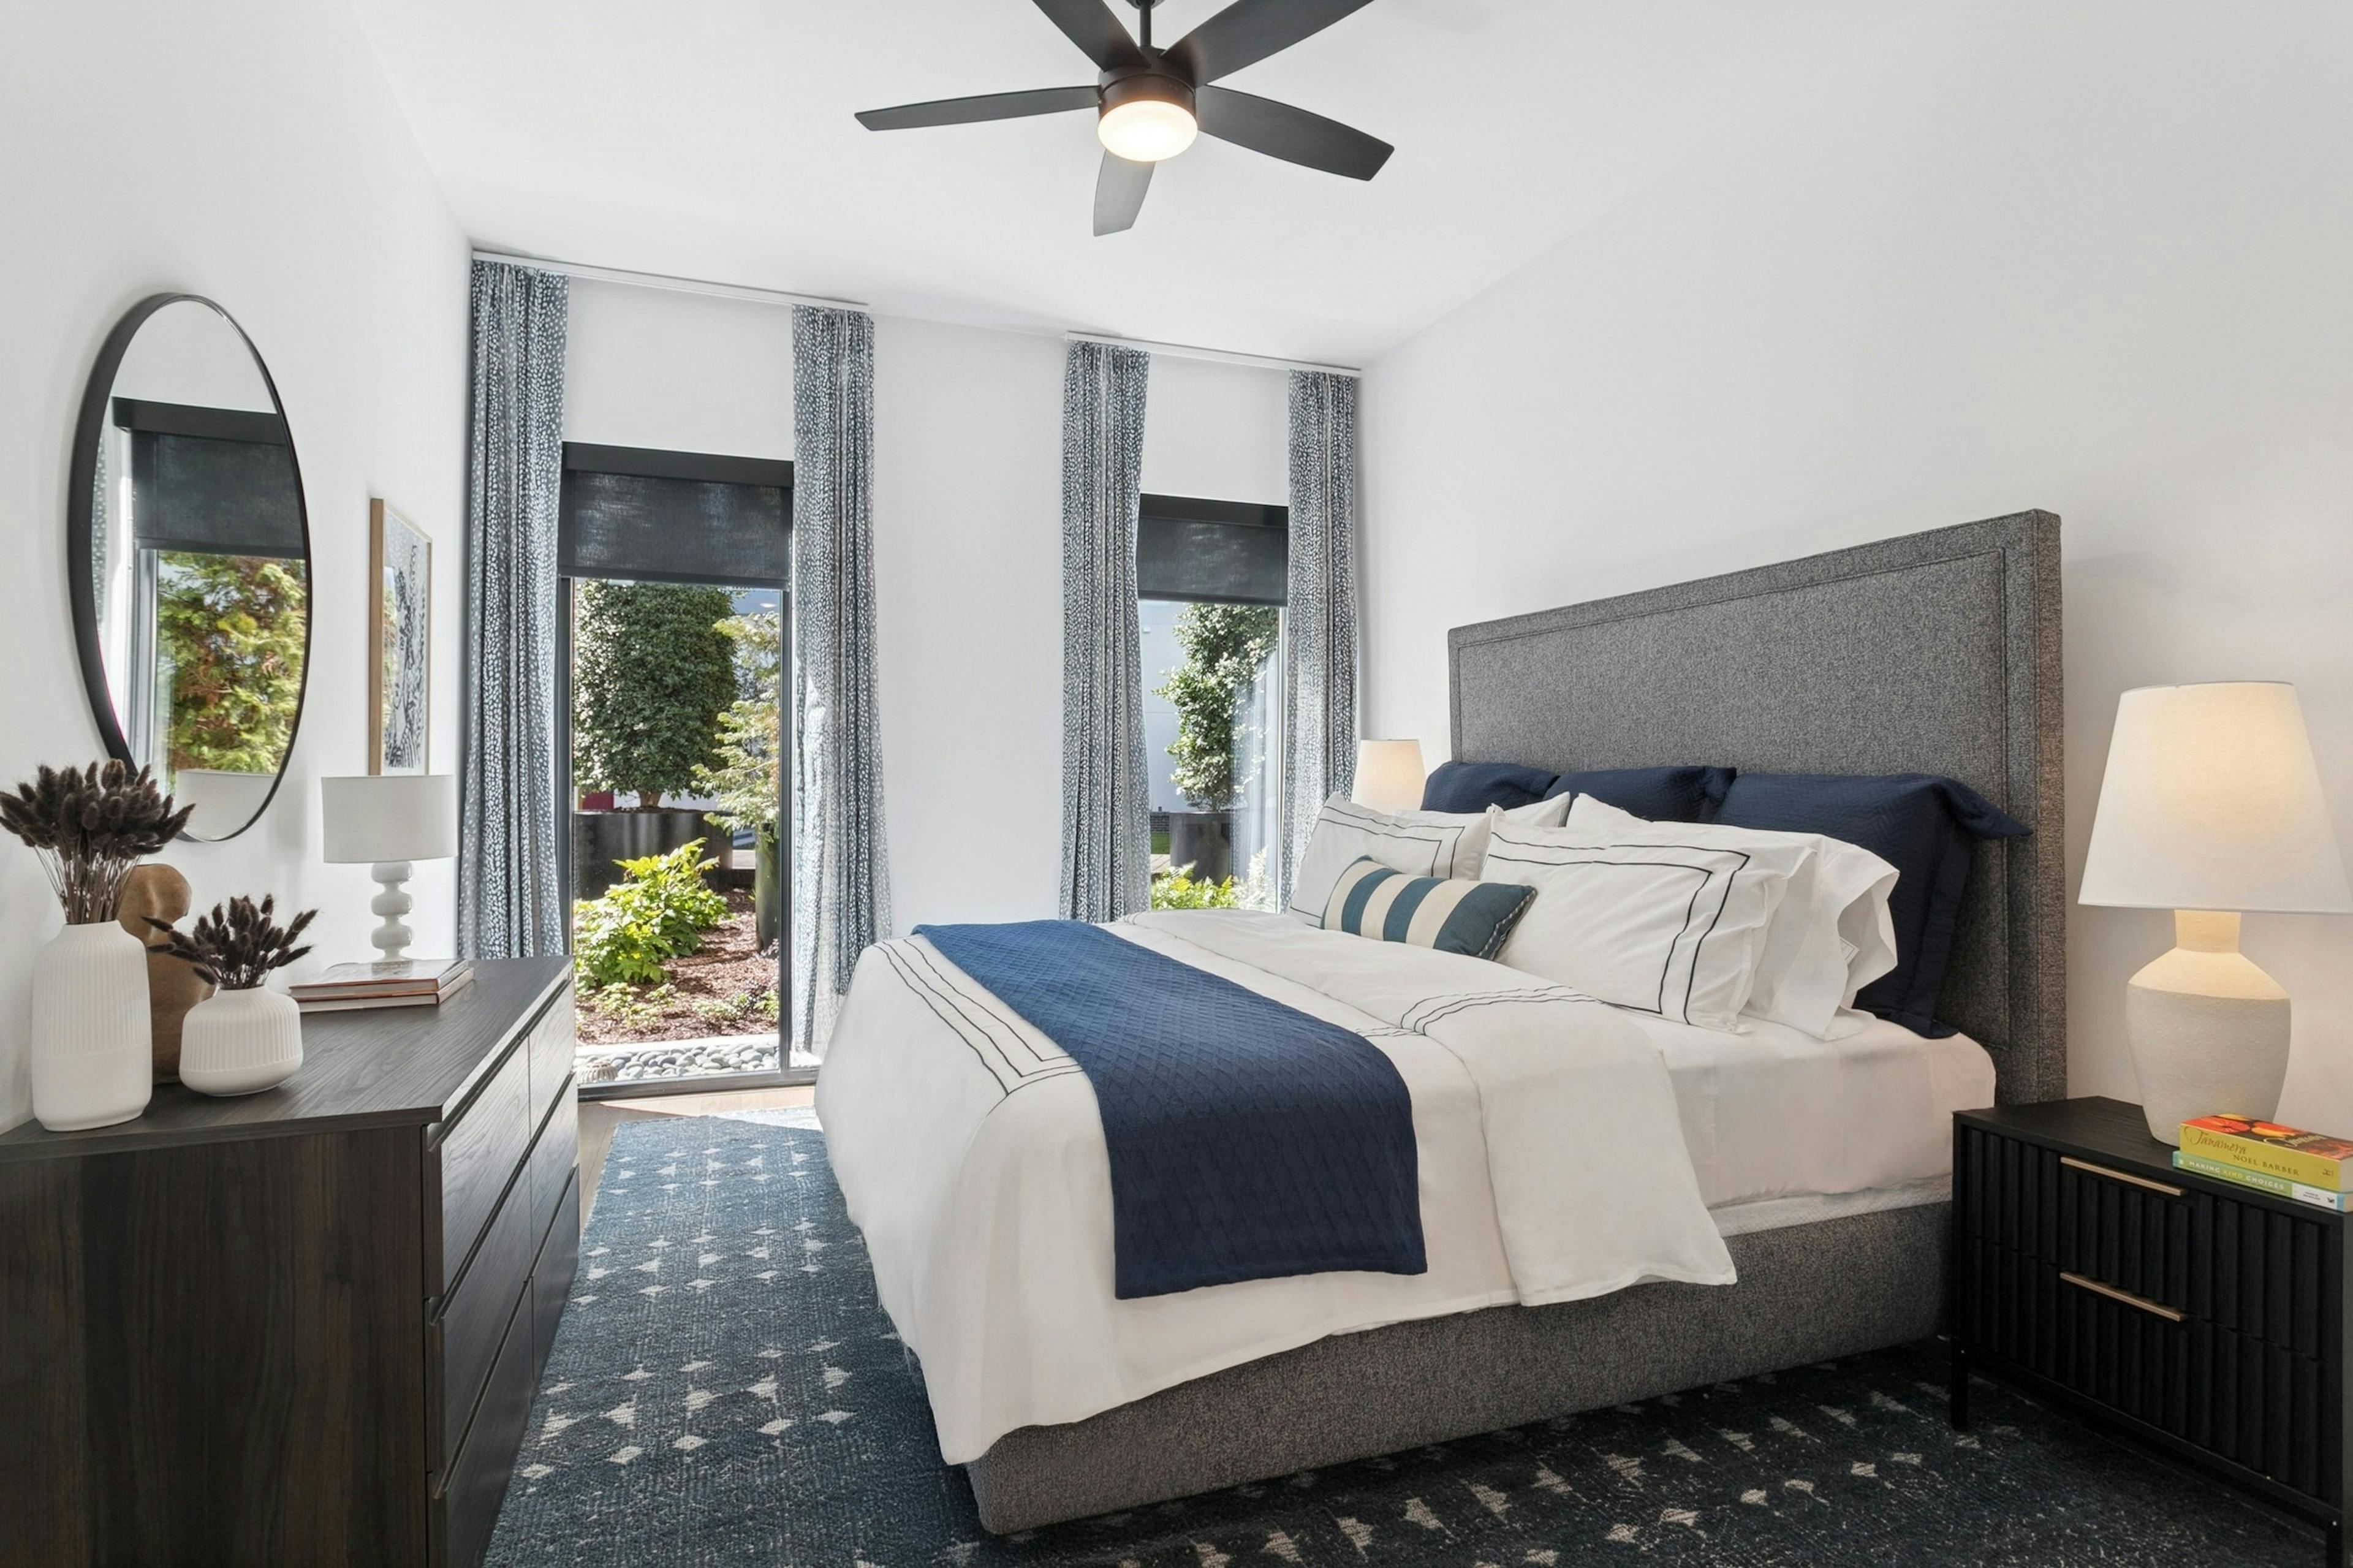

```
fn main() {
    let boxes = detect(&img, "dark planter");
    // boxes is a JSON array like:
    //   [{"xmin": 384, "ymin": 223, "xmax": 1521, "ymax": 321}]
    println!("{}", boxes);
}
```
[
  {"xmin": 752, "ymin": 828, "xmax": 783, "ymax": 952},
  {"xmin": 572, "ymin": 808, "xmax": 711, "ymax": 901},
  {"xmin": 1166, "ymin": 811, "xmax": 1235, "ymax": 884}
]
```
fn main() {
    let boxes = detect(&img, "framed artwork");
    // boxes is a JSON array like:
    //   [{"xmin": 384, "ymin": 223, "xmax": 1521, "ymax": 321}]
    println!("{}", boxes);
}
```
[{"xmin": 368, "ymin": 499, "xmax": 431, "ymax": 775}]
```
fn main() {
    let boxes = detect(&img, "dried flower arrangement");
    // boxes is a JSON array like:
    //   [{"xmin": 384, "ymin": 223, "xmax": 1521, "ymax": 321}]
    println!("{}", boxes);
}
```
[
  {"xmin": 0, "ymin": 761, "xmax": 194, "ymax": 924},
  {"xmin": 146, "ymin": 895, "xmax": 317, "ymax": 991}
]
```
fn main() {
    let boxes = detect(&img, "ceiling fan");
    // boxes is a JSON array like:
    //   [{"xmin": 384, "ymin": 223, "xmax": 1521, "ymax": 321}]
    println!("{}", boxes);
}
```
[{"xmin": 855, "ymin": 0, "xmax": 1392, "ymax": 236}]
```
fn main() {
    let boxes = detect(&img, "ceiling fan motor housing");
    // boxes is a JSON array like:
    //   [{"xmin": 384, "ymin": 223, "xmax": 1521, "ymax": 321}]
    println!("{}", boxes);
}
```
[{"xmin": 1099, "ymin": 62, "xmax": 1196, "ymax": 121}]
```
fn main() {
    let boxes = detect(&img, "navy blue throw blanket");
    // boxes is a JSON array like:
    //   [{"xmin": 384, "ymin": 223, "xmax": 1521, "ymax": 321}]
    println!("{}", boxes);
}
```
[{"xmin": 915, "ymin": 920, "xmax": 1425, "ymax": 1299}]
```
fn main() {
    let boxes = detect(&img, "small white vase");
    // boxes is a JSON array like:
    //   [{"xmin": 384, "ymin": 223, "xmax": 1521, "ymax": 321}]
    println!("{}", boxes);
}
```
[
  {"xmin": 180, "ymin": 986, "xmax": 305, "ymax": 1097},
  {"xmin": 31, "ymin": 920, "xmax": 154, "ymax": 1131}
]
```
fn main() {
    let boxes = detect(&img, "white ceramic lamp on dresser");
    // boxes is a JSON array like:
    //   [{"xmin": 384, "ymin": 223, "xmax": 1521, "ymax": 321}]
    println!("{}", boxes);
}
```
[
  {"xmin": 322, "ymin": 775, "xmax": 457, "ymax": 963},
  {"xmin": 2078, "ymin": 683, "xmax": 2353, "ymax": 1143},
  {"xmin": 1352, "ymin": 740, "xmax": 1427, "ymax": 814}
]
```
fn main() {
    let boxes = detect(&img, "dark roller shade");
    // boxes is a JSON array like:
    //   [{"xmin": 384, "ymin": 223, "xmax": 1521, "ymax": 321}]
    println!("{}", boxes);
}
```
[
  {"xmin": 1137, "ymin": 494, "xmax": 1288, "ymax": 605},
  {"xmin": 559, "ymin": 444, "xmax": 791, "ymax": 586},
  {"xmin": 119, "ymin": 401, "xmax": 305, "ymax": 561}
]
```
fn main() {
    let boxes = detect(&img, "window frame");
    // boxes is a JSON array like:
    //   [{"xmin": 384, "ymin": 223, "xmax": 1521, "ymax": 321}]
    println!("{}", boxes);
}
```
[{"xmin": 555, "ymin": 441, "xmax": 803, "ymax": 1097}]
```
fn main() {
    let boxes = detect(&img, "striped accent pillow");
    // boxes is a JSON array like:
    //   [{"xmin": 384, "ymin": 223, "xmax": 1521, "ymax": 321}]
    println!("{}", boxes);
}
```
[{"xmin": 1320, "ymin": 856, "xmax": 1537, "ymax": 960}]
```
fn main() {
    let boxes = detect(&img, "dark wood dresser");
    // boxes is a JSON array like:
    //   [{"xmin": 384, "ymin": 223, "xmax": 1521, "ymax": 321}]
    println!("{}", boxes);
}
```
[
  {"xmin": 0, "ymin": 956, "xmax": 578, "ymax": 1567},
  {"xmin": 1954, "ymin": 1096, "xmax": 2349, "ymax": 1564}
]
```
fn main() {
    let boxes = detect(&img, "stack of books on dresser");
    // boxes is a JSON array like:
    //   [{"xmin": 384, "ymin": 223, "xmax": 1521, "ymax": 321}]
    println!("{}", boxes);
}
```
[
  {"xmin": 2174, "ymin": 1114, "xmax": 2353, "ymax": 1211},
  {"xmin": 292, "ymin": 959, "xmax": 476, "ymax": 1014}
]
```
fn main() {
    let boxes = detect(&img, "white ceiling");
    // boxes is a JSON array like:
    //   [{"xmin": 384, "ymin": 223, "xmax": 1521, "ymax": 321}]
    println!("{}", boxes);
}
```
[{"xmin": 350, "ymin": 0, "xmax": 1897, "ymax": 364}]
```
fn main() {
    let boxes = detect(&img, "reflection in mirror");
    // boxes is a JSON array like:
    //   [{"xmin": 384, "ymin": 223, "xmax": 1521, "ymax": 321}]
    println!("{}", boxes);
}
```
[{"xmin": 77, "ymin": 298, "xmax": 309, "ymax": 842}]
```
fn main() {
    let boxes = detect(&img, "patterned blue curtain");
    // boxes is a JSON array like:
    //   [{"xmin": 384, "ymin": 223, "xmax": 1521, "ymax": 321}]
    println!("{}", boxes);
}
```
[
  {"xmin": 459, "ymin": 261, "xmax": 568, "ymax": 960},
  {"xmin": 790, "ymin": 305, "xmax": 892, "ymax": 1058},
  {"xmin": 1058, "ymin": 342, "xmax": 1153, "ymax": 922},
  {"xmin": 1280, "ymin": 369, "xmax": 1360, "ymax": 905}
]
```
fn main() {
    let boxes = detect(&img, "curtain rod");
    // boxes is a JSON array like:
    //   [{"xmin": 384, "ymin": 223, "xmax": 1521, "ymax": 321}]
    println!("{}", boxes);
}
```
[
  {"xmin": 1064, "ymin": 331, "xmax": 1360, "ymax": 379},
  {"xmin": 469, "ymin": 250, "xmax": 869, "ymax": 313}
]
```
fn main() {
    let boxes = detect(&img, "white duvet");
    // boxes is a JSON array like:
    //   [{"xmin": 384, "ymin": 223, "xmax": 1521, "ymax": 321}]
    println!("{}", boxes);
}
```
[{"xmin": 815, "ymin": 909, "xmax": 1735, "ymax": 1466}]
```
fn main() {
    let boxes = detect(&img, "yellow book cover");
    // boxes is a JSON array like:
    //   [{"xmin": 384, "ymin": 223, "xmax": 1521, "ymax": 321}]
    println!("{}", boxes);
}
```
[{"xmin": 2180, "ymin": 1115, "xmax": 2353, "ymax": 1192}]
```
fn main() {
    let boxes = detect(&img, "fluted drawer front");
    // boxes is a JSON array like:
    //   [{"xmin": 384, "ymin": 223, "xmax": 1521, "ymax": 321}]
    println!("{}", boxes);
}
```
[{"xmin": 1958, "ymin": 1125, "xmax": 2335, "ymax": 1502}]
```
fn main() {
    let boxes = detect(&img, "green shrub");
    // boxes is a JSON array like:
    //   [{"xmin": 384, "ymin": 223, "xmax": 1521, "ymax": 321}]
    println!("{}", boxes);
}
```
[
  {"xmin": 572, "ymin": 839, "xmax": 727, "ymax": 987},
  {"xmin": 572, "ymin": 580, "xmax": 737, "ymax": 808},
  {"xmin": 1153, "ymin": 603, "xmax": 1279, "ymax": 810},
  {"xmin": 1150, "ymin": 867, "xmax": 1245, "ymax": 910}
]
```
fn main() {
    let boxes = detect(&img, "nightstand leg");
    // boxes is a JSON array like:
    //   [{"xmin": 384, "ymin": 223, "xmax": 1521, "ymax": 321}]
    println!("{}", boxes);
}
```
[
  {"xmin": 1949, "ymin": 1343, "xmax": 1971, "ymax": 1432},
  {"xmin": 2325, "ymin": 1517, "xmax": 2341, "ymax": 1567}
]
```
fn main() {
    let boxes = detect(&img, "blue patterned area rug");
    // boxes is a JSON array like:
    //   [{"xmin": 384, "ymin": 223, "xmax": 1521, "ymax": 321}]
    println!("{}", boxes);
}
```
[{"xmin": 487, "ymin": 1118, "xmax": 2317, "ymax": 1566}]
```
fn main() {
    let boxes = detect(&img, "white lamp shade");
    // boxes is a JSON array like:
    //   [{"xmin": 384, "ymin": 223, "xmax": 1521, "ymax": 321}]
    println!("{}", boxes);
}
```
[
  {"xmin": 2078, "ymin": 683, "xmax": 2352, "ymax": 914},
  {"xmin": 1351, "ymin": 740, "xmax": 1427, "ymax": 815},
  {"xmin": 322, "ymin": 775, "xmax": 458, "ymax": 865}
]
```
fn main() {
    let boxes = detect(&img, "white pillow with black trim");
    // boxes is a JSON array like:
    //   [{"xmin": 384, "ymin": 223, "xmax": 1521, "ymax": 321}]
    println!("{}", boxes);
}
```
[
  {"xmin": 1480, "ymin": 806, "xmax": 1806, "ymax": 1032},
  {"xmin": 1285, "ymin": 793, "xmax": 1570, "ymax": 923},
  {"xmin": 1566, "ymin": 794, "xmax": 1900, "ymax": 1039}
]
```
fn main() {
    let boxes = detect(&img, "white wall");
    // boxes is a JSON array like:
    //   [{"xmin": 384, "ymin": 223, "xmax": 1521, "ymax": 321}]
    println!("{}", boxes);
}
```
[
  {"xmin": 0, "ymin": 1, "xmax": 472, "ymax": 1129},
  {"xmin": 1360, "ymin": 3, "xmax": 2353, "ymax": 1128},
  {"xmin": 560, "ymin": 286, "xmax": 1290, "ymax": 934},
  {"xmin": 564, "ymin": 280, "xmax": 794, "ymax": 459}
]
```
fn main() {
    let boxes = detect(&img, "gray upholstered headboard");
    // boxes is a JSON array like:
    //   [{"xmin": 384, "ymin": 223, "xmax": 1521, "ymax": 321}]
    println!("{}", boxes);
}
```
[{"xmin": 1448, "ymin": 512, "xmax": 2064, "ymax": 1104}]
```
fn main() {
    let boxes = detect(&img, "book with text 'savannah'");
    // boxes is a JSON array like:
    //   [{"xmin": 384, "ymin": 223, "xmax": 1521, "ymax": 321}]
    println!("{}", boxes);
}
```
[{"xmin": 2178, "ymin": 1114, "xmax": 2353, "ymax": 1193}]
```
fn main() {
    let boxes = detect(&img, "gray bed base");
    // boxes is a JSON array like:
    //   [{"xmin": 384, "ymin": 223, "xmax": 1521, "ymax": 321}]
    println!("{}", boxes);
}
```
[
  {"xmin": 966, "ymin": 514, "xmax": 2065, "ymax": 1533},
  {"xmin": 969, "ymin": 1203, "xmax": 1947, "ymax": 1533}
]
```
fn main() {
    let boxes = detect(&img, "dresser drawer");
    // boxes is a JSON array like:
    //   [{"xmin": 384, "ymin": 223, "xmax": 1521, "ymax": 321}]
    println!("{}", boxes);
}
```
[
  {"xmin": 433, "ymin": 1041, "xmax": 532, "ymax": 1292},
  {"xmin": 434, "ymin": 1283, "xmax": 537, "ymax": 1568},
  {"xmin": 528, "ymin": 1080, "xmax": 578, "ymax": 1248},
  {"xmin": 527, "ymin": 985, "xmax": 576, "ymax": 1125},
  {"xmin": 434, "ymin": 1164, "xmax": 537, "ymax": 1469},
  {"xmin": 1957, "ymin": 1121, "xmax": 2337, "ymax": 1501},
  {"xmin": 531, "ymin": 1170, "xmax": 582, "ymax": 1381}
]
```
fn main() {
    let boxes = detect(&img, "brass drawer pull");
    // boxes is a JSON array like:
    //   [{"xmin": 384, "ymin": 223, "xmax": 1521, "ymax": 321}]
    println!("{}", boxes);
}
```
[
  {"xmin": 2060, "ymin": 1155, "xmax": 2183, "ymax": 1199},
  {"xmin": 2061, "ymin": 1270, "xmax": 2184, "ymax": 1322}
]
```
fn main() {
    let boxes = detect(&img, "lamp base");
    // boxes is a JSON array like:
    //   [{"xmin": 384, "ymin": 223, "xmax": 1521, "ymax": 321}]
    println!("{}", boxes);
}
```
[
  {"xmin": 2124, "ymin": 910, "xmax": 2290, "ymax": 1145},
  {"xmin": 369, "ymin": 860, "xmax": 415, "ymax": 964}
]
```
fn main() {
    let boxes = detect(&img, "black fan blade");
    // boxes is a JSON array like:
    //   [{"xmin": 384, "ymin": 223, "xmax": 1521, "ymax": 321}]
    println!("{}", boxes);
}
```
[
  {"xmin": 857, "ymin": 86, "xmax": 1097, "ymax": 132},
  {"xmin": 1166, "ymin": 0, "xmax": 1377, "ymax": 84},
  {"xmin": 1032, "ymin": 0, "xmax": 1143, "ymax": 70},
  {"xmin": 1195, "ymin": 86, "xmax": 1392, "ymax": 180},
  {"xmin": 1093, "ymin": 151, "xmax": 1153, "ymax": 235}
]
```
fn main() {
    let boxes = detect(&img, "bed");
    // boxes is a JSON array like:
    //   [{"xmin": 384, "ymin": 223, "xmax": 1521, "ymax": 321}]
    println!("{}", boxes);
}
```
[{"xmin": 817, "ymin": 510, "xmax": 2065, "ymax": 1533}]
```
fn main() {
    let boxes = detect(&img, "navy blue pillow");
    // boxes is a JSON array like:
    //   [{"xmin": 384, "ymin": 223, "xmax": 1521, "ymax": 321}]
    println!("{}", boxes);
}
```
[
  {"xmin": 1541, "ymin": 766, "xmax": 1737, "ymax": 824},
  {"xmin": 1420, "ymin": 760, "xmax": 1560, "ymax": 812},
  {"xmin": 1711, "ymin": 772, "xmax": 2029, "ymax": 1036}
]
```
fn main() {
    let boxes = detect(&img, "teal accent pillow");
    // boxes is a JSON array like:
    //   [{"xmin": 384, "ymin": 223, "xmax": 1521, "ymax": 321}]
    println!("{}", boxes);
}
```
[{"xmin": 1320, "ymin": 855, "xmax": 1536, "ymax": 960}]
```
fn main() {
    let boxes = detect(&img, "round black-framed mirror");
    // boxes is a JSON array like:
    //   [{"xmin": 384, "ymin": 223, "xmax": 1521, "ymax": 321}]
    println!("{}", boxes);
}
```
[{"xmin": 67, "ymin": 294, "xmax": 313, "ymax": 843}]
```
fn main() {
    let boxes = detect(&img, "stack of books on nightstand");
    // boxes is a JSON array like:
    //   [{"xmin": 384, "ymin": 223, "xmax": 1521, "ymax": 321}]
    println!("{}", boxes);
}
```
[
  {"xmin": 292, "ymin": 959, "xmax": 476, "ymax": 1014},
  {"xmin": 2174, "ymin": 1113, "xmax": 2353, "ymax": 1211}
]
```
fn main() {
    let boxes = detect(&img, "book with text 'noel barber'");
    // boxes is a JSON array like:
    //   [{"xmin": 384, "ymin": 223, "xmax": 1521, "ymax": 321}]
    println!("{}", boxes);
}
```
[
  {"xmin": 2172, "ymin": 1149, "xmax": 2350, "ymax": 1211},
  {"xmin": 2178, "ymin": 1114, "xmax": 2353, "ymax": 1193}
]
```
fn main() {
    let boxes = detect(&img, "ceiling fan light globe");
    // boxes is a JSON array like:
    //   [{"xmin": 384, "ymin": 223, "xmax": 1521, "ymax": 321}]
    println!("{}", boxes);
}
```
[{"xmin": 1098, "ymin": 99, "xmax": 1197, "ymax": 162}]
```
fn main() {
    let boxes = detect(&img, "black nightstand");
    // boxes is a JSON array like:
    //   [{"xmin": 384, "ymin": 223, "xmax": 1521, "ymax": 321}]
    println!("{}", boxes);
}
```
[{"xmin": 1953, "ymin": 1096, "xmax": 2350, "ymax": 1564}]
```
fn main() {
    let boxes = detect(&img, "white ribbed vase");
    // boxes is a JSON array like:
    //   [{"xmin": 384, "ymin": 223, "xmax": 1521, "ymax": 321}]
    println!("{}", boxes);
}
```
[
  {"xmin": 30, "ymin": 921, "xmax": 154, "ymax": 1131},
  {"xmin": 180, "ymin": 986, "xmax": 305, "ymax": 1097}
]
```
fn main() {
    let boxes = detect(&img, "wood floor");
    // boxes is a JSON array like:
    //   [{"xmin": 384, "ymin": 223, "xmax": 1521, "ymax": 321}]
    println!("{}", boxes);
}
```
[{"xmin": 578, "ymin": 1085, "xmax": 815, "ymax": 1221}]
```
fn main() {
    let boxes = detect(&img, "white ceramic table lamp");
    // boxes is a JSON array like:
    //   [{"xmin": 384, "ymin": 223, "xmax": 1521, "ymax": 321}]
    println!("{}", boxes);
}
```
[
  {"xmin": 322, "ymin": 775, "xmax": 458, "ymax": 963},
  {"xmin": 1352, "ymin": 740, "xmax": 1427, "ymax": 815},
  {"xmin": 2078, "ymin": 683, "xmax": 2352, "ymax": 1143}
]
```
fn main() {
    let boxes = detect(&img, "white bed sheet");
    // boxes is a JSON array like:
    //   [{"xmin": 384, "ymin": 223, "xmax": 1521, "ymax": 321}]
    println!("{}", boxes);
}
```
[{"xmin": 1625, "ymin": 1011, "xmax": 1997, "ymax": 1210}]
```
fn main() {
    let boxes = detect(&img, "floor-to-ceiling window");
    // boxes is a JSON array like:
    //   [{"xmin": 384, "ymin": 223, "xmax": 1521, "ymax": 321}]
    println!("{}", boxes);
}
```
[
  {"xmin": 1137, "ymin": 494, "xmax": 1288, "ymax": 910},
  {"xmin": 555, "ymin": 442, "xmax": 794, "ymax": 1095}
]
